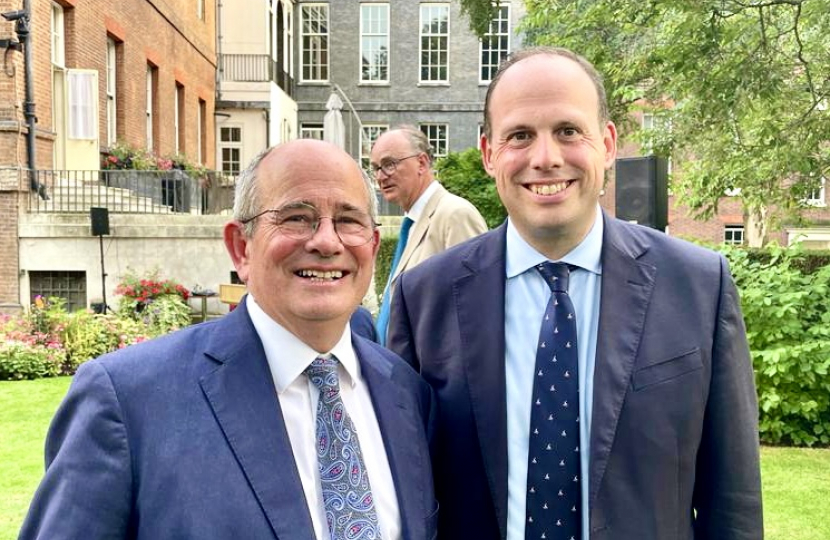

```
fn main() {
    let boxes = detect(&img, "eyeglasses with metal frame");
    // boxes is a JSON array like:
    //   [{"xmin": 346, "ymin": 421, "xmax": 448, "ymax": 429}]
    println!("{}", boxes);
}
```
[
  {"xmin": 240, "ymin": 203, "xmax": 378, "ymax": 247},
  {"xmin": 370, "ymin": 153, "xmax": 422, "ymax": 177}
]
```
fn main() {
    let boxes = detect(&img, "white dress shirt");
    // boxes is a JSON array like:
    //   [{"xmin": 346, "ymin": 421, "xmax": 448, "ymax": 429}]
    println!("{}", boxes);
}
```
[
  {"xmin": 404, "ymin": 180, "xmax": 439, "ymax": 223},
  {"xmin": 247, "ymin": 296, "xmax": 402, "ymax": 540}
]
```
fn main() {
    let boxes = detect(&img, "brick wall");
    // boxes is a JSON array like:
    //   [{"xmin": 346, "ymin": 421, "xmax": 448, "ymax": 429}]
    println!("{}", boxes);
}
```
[
  {"xmin": 0, "ymin": 0, "xmax": 217, "ymax": 307},
  {"xmin": 0, "ymin": 0, "xmax": 216, "ymax": 170},
  {"xmin": 0, "ymin": 170, "xmax": 19, "ymax": 306}
]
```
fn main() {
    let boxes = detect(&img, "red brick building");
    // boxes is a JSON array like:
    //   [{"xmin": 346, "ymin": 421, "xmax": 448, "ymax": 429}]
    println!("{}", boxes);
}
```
[{"xmin": 0, "ymin": 0, "xmax": 216, "ymax": 310}]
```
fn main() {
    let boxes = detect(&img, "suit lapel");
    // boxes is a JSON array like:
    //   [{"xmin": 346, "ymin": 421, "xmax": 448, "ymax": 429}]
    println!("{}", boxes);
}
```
[
  {"xmin": 200, "ymin": 301, "xmax": 315, "ymax": 540},
  {"xmin": 455, "ymin": 226, "xmax": 510, "ymax": 538},
  {"xmin": 394, "ymin": 186, "xmax": 445, "ymax": 280},
  {"xmin": 589, "ymin": 216, "xmax": 656, "ymax": 509},
  {"xmin": 355, "ymin": 338, "xmax": 429, "ymax": 540}
]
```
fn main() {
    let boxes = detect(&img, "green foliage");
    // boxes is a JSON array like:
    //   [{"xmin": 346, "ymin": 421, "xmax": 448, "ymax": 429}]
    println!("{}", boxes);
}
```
[
  {"xmin": 59, "ymin": 312, "xmax": 149, "ymax": 373},
  {"xmin": 719, "ymin": 243, "xmax": 830, "ymax": 446},
  {"xmin": 102, "ymin": 141, "xmax": 210, "ymax": 180},
  {"xmin": 375, "ymin": 233, "xmax": 398, "ymax": 299},
  {"xmin": 0, "ymin": 341, "xmax": 63, "ymax": 381},
  {"xmin": 116, "ymin": 268, "xmax": 193, "ymax": 336},
  {"xmin": 514, "ymin": 0, "xmax": 830, "ymax": 244},
  {"xmin": 458, "ymin": 0, "xmax": 503, "ymax": 37},
  {"xmin": 436, "ymin": 148, "xmax": 506, "ymax": 229},
  {"xmin": 0, "ymin": 295, "xmax": 154, "ymax": 381},
  {"xmin": 125, "ymin": 295, "xmax": 193, "ymax": 336}
]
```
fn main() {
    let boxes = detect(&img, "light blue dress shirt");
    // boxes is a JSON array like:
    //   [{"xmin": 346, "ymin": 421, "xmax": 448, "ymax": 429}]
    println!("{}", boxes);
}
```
[{"xmin": 504, "ymin": 209, "xmax": 603, "ymax": 540}]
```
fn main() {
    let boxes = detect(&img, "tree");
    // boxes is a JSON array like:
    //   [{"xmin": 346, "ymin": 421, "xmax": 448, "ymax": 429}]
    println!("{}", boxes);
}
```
[
  {"xmin": 436, "ymin": 148, "xmax": 507, "ymax": 228},
  {"xmin": 465, "ymin": 0, "xmax": 830, "ymax": 246}
]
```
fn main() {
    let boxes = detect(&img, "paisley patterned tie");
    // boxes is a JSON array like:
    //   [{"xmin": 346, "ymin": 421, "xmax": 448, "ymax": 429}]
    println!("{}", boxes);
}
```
[
  {"xmin": 525, "ymin": 262, "xmax": 581, "ymax": 540},
  {"xmin": 305, "ymin": 356, "xmax": 383, "ymax": 540}
]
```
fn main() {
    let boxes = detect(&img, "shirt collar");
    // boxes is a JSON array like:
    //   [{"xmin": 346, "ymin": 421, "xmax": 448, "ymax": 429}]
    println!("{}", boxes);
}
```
[
  {"xmin": 405, "ymin": 181, "xmax": 439, "ymax": 222},
  {"xmin": 246, "ymin": 295, "xmax": 361, "ymax": 393},
  {"xmin": 505, "ymin": 205, "xmax": 604, "ymax": 278}
]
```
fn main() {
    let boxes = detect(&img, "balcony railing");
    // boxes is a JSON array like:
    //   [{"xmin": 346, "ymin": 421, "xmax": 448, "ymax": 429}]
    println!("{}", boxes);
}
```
[
  {"xmin": 219, "ymin": 53, "xmax": 294, "ymax": 97},
  {"xmin": 22, "ymin": 169, "xmax": 403, "ymax": 218},
  {"xmin": 26, "ymin": 170, "xmax": 235, "ymax": 215}
]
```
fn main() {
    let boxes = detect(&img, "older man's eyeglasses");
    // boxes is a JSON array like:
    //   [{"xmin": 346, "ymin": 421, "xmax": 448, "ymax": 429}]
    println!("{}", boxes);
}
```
[
  {"xmin": 370, "ymin": 153, "xmax": 421, "ymax": 177},
  {"xmin": 240, "ymin": 203, "xmax": 377, "ymax": 247}
]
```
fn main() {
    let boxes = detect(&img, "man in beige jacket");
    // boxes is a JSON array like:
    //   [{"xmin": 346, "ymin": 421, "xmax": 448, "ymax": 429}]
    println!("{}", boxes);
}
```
[{"xmin": 371, "ymin": 126, "xmax": 487, "ymax": 345}]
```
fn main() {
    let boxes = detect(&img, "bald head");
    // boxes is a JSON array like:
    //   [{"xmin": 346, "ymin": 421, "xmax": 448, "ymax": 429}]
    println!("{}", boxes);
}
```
[
  {"xmin": 483, "ymin": 46, "xmax": 609, "ymax": 139},
  {"xmin": 234, "ymin": 139, "xmax": 377, "ymax": 235}
]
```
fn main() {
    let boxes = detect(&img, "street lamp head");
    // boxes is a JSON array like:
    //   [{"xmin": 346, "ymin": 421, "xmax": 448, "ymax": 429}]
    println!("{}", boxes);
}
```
[{"xmin": 1, "ymin": 10, "xmax": 26, "ymax": 22}]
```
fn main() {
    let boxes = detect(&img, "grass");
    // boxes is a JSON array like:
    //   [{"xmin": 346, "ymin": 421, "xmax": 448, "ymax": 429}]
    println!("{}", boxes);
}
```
[
  {"xmin": 1, "ymin": 377, "xmax": 828, "ymax": 539},
  {"xmin": 0, "ymin": 377, "xmax": 71, "ymax": 540}
]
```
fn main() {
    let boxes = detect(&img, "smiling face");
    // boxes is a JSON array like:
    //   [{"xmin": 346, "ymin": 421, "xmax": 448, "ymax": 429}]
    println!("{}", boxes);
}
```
[
  {"xmin": 481, "ymin": 54, "xmax": 617, "ymax": 259},
  {"xmin": 224, "ymin": 140, "xmax": 379, "ymax": 349},
  {"xmin": 370, "ymin": 130, "xmax": 430, "ymax": 212}
]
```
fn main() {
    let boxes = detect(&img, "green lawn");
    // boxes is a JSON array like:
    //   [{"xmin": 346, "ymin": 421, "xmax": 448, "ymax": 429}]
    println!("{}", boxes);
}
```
[
  {"xmin": 1, "ymin": 377, "xmax": 828, "ymax": 539},
  {"xmin": 0, "ymin": 377, "xmax": 71, "ymax": 540}
]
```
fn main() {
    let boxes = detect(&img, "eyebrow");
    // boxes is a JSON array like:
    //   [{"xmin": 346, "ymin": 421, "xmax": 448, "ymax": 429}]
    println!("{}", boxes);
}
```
[{"xmin": 280, "ymin": 200, "xmax": 366, "ymax": 214}]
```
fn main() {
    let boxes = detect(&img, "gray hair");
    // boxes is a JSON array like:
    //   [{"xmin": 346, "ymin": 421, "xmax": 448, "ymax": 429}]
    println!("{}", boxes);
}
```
[
  {"xmin": 233, "ymin": 144, "xmax": 379, "ymax": 237},
  {"xmin": 387, "ymin": 125, "xmax": 434, "ymax": 165},
  {"xmin": 483, "ymin": 46, "xmax": 609, "ymax": 139}
]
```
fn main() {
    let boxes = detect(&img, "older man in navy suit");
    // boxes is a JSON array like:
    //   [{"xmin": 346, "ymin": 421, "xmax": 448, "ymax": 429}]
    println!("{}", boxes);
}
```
[
  {"xmin": 389, "ymin": 47, "xmax": 762, "ymax": 540},
  {"xmin": 20, "ymin": 140, "xmax": 438, "ymax": 540}
]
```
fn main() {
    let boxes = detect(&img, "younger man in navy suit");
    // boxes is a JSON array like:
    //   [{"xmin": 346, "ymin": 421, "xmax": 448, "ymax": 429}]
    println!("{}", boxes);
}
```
[{"xmin": 389, "ymin": 47, "xmax": 762, "ymax": 540}]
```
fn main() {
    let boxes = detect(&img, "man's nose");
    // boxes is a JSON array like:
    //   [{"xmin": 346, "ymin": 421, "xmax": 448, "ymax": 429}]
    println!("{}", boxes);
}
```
[
  {"xmin": 306, "ymin": 217, "xmax": 343, "ymax": 254},
  {"xmin": 530, "ymin": 133, "xmax": 565, "ymax": 170}
]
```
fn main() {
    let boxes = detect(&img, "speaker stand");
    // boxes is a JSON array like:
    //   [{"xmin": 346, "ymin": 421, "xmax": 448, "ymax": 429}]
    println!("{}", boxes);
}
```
[{"xmin": 98, "ymin": 234, "xmax": 109, "ymax": 313}]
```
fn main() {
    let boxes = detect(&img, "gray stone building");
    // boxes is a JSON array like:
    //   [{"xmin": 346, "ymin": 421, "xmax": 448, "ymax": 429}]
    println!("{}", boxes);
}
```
[{"xmin": 293, "ymin": 0, "xmax": 525, "ymax": 170}]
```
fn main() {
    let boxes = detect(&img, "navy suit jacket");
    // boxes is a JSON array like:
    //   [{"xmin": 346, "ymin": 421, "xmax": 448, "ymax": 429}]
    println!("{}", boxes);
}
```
[
  {"xmin": 351, "ymin": 306, "xmax": 378, "ymax": 343},
  {"xmin": 389, "ymin": 214, "xmax": 762, "ymax": 540},
  {"xmin": 20, "ymin": 300, "xmax": 438, "ymax": 540}
]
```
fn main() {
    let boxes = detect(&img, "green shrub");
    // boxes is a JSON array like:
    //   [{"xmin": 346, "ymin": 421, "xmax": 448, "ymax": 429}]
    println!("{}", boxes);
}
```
[
  {"xmin": 375, "ymin": 234, "xmax": 398, "ymax": 299},
  {"xmin": 119, "ymin": 294, "xmax": 193, "ymax": 336},
  {"xmin": 0, "ymin": 341, "xmax": 63, "ymax": 380},
  {"xmin": 435, "ymin": 148, "xmax": 506, "ymax": 229},
  {"xmin": 719, "ymin": 243, "xmax": 830, "ymax": 446},
  {"xmin": 59, "ymin": 312, "xmax": 150, "ymax": 373}
]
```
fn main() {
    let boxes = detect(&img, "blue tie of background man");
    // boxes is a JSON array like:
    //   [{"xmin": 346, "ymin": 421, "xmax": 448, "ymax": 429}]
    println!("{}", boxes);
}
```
[
  {"xmin": 375, "ymin": 216, "xmax": 414, "ymax": 346},
  {"xmin": 525, "ymin": 262, "xmax": 581, "ymax": 540},
  {"xmin": 306, "ymin": 356, "xmax": 383, "ymax": 540}
]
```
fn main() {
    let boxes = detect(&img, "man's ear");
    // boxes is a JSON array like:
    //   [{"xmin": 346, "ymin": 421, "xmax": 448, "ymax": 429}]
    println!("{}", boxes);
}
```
[
  {"xmin": 481, "ymin": 134, "xmax": 496, "ymax": 176},
  {"xmin": 603, "ymin": 120, "xmax": 618, "ymax": 169},
  {"xmin": 223, "ymin": 221, "xmax": 251, "ymax": 283}
]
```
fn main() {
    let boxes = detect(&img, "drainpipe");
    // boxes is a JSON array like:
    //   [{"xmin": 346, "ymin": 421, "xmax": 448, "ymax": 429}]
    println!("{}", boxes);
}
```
[
  {"xmin": 215, "ymin": 0, "xmax": 223, "ymax": 102},
  {"xmin": 4, "ymin": 0, "xmax": 45, "ymax": 198}
]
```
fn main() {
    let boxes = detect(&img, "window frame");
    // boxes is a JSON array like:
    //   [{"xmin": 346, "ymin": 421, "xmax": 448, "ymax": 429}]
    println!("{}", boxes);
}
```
[
  {"xmin": 805, "ymin": 177, "xmax": 827, "ymax": 207},
  {"xmin": 219, "ymin": 125, "xmax": 244, "ymax": 178},
  {"xmin": 105, "ymin": 38, "xmax": 117, "ymax": 146},
  {"xmin": 360, "ymin": 124, "xmax": 389, "ymax": 172},
  {"xmin": 300, "ymin": 122, "xmax": 325, "ymax": 140},
  {"xmin": 418, "ymin": 4, "xmax": 450, "ymax": 84},
  {"xmin": 359, "ymin": 3, "xmax": 390, "ymax": 84},
  {"xmin": 419, "ymin": 123, "xmax": 449, "ymax": 158},
  {"xmin": 51, "ymin": 2, "xmax": 65, "ymax": 68},
  {"xmin": 146, "ymin": 64, "xmax": 158, "ymax": 151},
  {"xmin": 724, "ymin": 225, "xmax": 745, "ymax": 245},
  {"xmin": 300, "ymin": 3, "xmax": 330, "ymax": 83},
  {"xmin": 479, "ymin": 3, "xmax": 510, "ymax": 83}
]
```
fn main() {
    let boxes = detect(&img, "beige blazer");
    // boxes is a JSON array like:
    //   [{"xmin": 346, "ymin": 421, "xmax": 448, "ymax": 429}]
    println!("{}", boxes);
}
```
[{"xmin": 390, "ymin": 184, "xmax": 487, "ymax": 286}]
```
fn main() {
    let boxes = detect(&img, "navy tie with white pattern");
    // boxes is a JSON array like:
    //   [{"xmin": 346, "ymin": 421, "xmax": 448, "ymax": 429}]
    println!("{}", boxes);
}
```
[
  {"xmin": 305, "ymin": 356, "xmax": 383, "ymax": 540},
  {"xmin": 525, "ymin": 262, "xmax": 581, "ymax": 540}
]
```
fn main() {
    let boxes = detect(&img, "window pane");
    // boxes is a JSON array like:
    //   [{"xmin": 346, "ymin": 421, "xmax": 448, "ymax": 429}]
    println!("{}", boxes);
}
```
[
  {"xmin": 419, "ymin": 5, "xmax": 449, "ymax": 83},
  {"xmin": 479, "ymin": 5, "xmax": 510, "ymax": 82}
]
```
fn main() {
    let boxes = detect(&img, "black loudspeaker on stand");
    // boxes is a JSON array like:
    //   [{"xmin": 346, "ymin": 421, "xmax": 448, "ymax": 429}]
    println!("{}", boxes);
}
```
[
  {"xmin": 615, "ymin": 156, "xmax": 669, "ymax": 231},
  {"xmin": 90, "ymin": 207, "xmax": 110, "ymax": 312}
]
